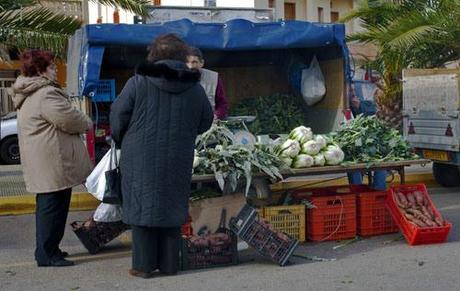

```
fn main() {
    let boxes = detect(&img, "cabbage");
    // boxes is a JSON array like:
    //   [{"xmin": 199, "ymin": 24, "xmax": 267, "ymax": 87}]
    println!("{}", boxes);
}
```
[
  {"xmin": 292, "ymin": 154, "xmax": 314, "ymax": 168},
  {"xmin": 301, "ymin": 140, "xmax": 321, "ymax": 156},
  {"xmin": 314, "ymin": 135, "xmax": 327, "ymax": 149},
  {"xmin": 323, "ymin": 145, "xmax": 345, "ymax": 165},
  {"xmin": 288, "ymin": 126, "xmax": 313, "ymax": 144},
  {"xmin": 313, "ymin": 154, "xmax": 325, "ymax": 166},
  {"xmin": 193, "ymin": 150, "xmax": 202, "ymax": 168},
  {"xmin": 280, "ymin": 139, "xmax": 301, "ymax": 158},
  {"xmin": 281, "ymin": 156, "xmax": 293, "ymax": 169}
]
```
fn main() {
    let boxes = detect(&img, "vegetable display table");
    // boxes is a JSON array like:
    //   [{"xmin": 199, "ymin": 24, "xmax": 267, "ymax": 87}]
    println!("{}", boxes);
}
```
[{"xmin": 192, "ymin": 159, "xmax": 431, "ymax": 185}]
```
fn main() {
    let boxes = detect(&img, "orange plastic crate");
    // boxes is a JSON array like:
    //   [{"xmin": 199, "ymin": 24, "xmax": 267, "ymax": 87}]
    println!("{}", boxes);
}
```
[
  {"xmin": 306, "ymin": 193, "xmax": 356, "ymax": 241},
  {"xmin": 387, "ymin": 184, "xmax": 451, "ymax": 245},
  {"xmin": 356, "ymin": 187, "xmax": 399, "ymax": 236}
]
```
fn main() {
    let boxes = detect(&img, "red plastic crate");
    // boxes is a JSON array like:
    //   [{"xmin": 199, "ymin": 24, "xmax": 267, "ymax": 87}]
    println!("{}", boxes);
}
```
[
  {"xmin": 387, "ymin": 184, "xmax": 451, "ymax": 245},
  {"xmin": 306, "ymin": 193, "xmax": 357, "ymax": 241},
  {"xmin": 181, "ymin": 215, "xmax": 194, "ymax": 237},
  {"xmin": 356, "ymin": 186, "xmax": 399, "ymax": 236},
  {"xmin": 292, "ymin": 185, "xmax": 372, "ymax": 200}
]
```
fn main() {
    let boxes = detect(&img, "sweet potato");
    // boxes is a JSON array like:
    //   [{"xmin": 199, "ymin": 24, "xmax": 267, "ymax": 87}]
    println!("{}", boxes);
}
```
[
  {"xmin": 435, "ymin": 216, "xmax": 444, "ymax": 226},
  {"xmin": 396, "ymin": 192, "xmax": 409, "ymax": 207},
  {"xmin": 426, "ymin": 206, "xmax": 435, "ymax": 219},
  {"xmin": 405, "ymin": 206, "xmax": 442, "ymax": 228},
  {"xmin": 413, "ymin": 191, "xmax": 425, "ymax": 206},
  {"xmin": 404, "ymin": 212, "xmax": 415, "ymax": 220},
  {"xmin": 404, "ymin": 212, "xmax": 426, "ymax": 227},
  {"xmin": 394, "ymin": 193, "xmax": 406, "ymax": 209},
  {"xmin": 420, "ymin": 205, "xmax": 433, "ymax": 219},
  {"xmin": 406, "ymin": 193, "xmax": 416, "ymax": 208},
  {"xmin": 190, "ymin": 237, "xmax": 209, "ymax": 247},
  {"xmin": 405, "ymin": 208, "xmax": 424, "ymax": 218},
  {"xmin": 419, "ymin": 216, "xmax": 437, "ymax": 227}
]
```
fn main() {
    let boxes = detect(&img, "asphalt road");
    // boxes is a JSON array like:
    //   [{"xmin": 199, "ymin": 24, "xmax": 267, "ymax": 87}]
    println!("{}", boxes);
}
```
[{"xmin": 0, "ymin": 185, "xmax": 459, "ymax": 291}]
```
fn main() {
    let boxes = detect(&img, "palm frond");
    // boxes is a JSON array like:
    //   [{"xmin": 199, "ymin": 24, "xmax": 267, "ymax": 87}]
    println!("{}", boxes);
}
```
[
  {"xmin": 0, "ymin": 7, "xmax": 82, "ymax": 57},
  {"xmin": 346, "ymin": 31, "xmax": 380, "ymax": 44},
  {"xmin": 385, "ymin": 25, "xmax": 438, "ymax": 50},
  {"xmin": 89, "ymin": 0, "xmax": 149, "ymax": 16},
  {"xmin": 0, "ymin": 1, "xmax": 37, "ymax": 11},
  {"xmin": 339, "ymin": 0, "xmax": 402, "ymax": 26}
]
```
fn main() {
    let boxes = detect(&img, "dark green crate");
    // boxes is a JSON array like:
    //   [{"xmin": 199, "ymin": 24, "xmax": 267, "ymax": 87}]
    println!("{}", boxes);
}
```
[{"xmin": 180, "ymin": 229, "xmax": 238, "ymax": 271}]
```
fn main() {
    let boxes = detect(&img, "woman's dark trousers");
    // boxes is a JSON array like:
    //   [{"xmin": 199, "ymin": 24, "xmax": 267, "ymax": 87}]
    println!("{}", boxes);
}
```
[
  {"xmin": 131, "ymin": 225, "xmax": 180, "ymax": 274},
  {"xmin": 35, "ymin": 188, "xmax": 72, "ymax": 265}
]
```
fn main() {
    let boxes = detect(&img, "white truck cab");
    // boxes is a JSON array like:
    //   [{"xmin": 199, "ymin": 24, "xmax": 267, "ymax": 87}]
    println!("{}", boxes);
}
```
[
  {"xmin": 0, "ymin": 112, "xmax": 20, "ymax": 164},
  {"xmin": 403, "ymin": 68, "xmax": 460, "ymax": 186}
]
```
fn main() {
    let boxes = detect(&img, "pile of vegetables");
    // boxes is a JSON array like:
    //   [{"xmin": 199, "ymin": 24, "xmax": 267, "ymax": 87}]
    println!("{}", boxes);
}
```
[
  {"xmin": 392, "ymin": 191, "xmax": 445, "ymax": 228},
  {"xmin": 276, "ymin": 126, "xmax": 345, "ymax": 168},
  {"xmin": 229, "ymin": 94, "xmax": 305, "ymax": 134},
  {"xmin": 193, "ymin": 121, "xmax": 284, "ymax": 194},
  {"xmin": 188, "ymin": 232, "xmax": 232, "ymax": 248},
  {"xmin": 185, "ymin": 232, "xmax": 235, "ymax": 266},
  {"xmin": 332, "ymin": 115, "xmax": 416, "ymax": 163}
]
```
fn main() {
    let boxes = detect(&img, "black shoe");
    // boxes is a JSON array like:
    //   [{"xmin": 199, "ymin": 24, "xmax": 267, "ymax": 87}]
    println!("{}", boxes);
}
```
[
  {"xmin": 38, "ymin": 258, "xmax": 75, "ymax": 267},
  {"xmin": 58, "ymin": 250, "xmax": 69, "ymax": 258},
  {"xmin": 128, "ymin": 269, "xmax": 154, "ymax": 279}
]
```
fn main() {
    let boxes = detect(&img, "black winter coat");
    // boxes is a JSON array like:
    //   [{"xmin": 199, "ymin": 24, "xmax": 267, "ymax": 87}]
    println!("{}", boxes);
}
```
[{"xmin": 110, "ymin": 60, "xmax": 213, "ymax": 227}]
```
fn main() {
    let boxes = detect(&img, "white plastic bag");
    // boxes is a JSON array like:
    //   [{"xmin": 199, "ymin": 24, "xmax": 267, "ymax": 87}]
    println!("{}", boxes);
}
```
[
  {"xmin": 85, "ymin": 148, "xmax": 120, "ymax": 201},
  {"xmin": 93, "ymin": 203, "xmax": 122, "ymax": 222},
  {"xmin": 301, "ymin": 56, "xmax": 326, "ymax": 106}
]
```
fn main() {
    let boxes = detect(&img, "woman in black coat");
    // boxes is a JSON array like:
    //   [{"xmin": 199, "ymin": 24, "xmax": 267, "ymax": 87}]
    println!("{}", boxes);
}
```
[{"xmin": 110, "ymin": 34, "xmax": 213, "ymax": 278}]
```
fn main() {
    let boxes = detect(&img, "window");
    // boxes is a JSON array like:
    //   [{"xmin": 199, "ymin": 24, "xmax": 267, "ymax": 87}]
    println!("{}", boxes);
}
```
[
  {"xmin": 331, "ymin": 11, "xmax": 339, "ymax": 23},
  {"xmin": 317, "ymin": 7, "xmax": 324, "ymax": 23},
  {"xmin": 269, "ymin": 0, "xmax": 275, "ymax": 8},
  {"xmin": 284, "ymin": 3, "xmax": 296, "ymax": 20},
  {"xmin": 153, "ymin": 0, "xmax": 161, "ymax": 5},
  {"xmin": 205, "ymin": 0, "xmax": 216, "ymax": 7}
]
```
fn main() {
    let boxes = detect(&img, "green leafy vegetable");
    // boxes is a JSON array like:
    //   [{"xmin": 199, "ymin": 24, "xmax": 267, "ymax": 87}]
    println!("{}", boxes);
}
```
[
  {"xmin": 194, "ymin": 122, "xmax": 284, "ymax": 195},
  {"xmin": 332, "ymin": 115, "xmax": 417, "ymax": 164},
  {"xmin": 229, "ymin": 94, "xmax": 305, "ymax": 134}
]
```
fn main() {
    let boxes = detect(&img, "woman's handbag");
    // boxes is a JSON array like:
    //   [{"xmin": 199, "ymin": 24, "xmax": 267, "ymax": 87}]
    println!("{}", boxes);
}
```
[{"xmin": 102, "ymin": 142, "xmax": 122, "ymax": 205}]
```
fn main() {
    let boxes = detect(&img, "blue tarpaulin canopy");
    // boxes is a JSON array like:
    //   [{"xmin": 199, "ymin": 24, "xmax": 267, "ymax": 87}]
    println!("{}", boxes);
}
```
[{"xmin": 66, "ymin": 19, "xmax": 351, "ymax": 97}]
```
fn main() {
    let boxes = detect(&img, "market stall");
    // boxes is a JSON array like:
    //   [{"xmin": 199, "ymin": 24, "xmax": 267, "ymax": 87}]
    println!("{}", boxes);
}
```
[{"xmin": 66, "ymin": 20, "xmax": 452, "ymax": 269}]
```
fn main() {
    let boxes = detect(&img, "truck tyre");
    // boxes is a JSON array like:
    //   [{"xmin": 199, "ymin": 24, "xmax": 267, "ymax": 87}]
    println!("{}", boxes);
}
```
[
  {"xmin": 432, "ymin": 162, "xmax": 460, "ymax": 187},
  {"xmin": 0, "ymin": 136, "xmax": 20, "ymax": 165}
]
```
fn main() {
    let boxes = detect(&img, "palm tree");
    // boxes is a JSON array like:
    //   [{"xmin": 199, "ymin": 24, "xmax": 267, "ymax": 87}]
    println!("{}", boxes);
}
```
[
  {"xmin": 341, "ymin": 0, "xmax": 460, "ymax": 128},
  {"xmin": 0, "ymin": 0, "xmax": 149, "ymax": 58}
]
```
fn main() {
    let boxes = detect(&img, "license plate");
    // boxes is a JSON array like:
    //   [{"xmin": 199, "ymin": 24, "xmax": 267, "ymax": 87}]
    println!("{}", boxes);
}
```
[{"xmin": 423, "ymin": 150, "xmax": 449, "ymax": 161}]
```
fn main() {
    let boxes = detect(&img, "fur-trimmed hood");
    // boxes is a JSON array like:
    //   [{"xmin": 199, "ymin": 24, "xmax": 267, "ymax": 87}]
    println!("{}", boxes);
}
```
[
  {"xmin": 135, "ymin": 60, "xmax": 201, "ymax": 93},
  {"xmin": 11, "ymin": 76, "xmax": 57, "ymax": 110}
]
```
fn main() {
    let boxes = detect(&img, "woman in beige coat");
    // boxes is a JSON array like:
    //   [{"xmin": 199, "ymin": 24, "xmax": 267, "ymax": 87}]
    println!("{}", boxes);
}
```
[{"xmin": 12, "ymin": 49, "xmax": 93, "ymax": 267}]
